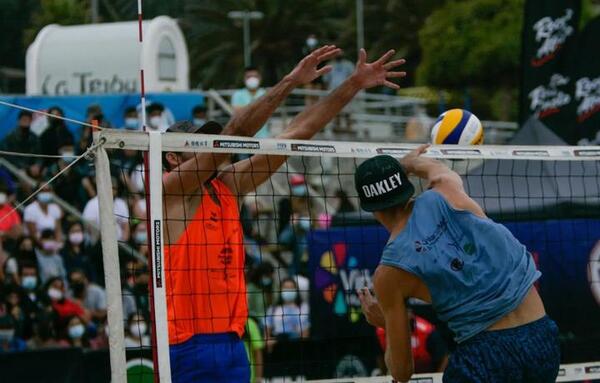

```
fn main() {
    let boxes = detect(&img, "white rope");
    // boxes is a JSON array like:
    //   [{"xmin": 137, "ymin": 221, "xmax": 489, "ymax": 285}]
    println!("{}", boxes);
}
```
[
  {"xmin": 0, "ymin": 149, "xmax": 78, "ymax": 159},
  {"xmin": 0, "ymin": 99, "xmax": 103, "ymax": 131},
  {"xmin": 0, "ymin": 138, "xmax": 105, "ymax": 224}
]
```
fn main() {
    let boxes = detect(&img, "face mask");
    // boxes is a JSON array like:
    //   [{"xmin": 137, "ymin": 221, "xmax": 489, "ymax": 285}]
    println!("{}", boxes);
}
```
[
  {"xmin": 134, "ymin": 231, "xmax": 147, "ymax": 244},
  {"xmin": 37, "ymin": 192, "xmax": 52, "ymax": 204},
  {"xmin": 69, "ymin": 232, "xmax": 84, "ymax": 245},
  {"xmin": 0, "ymin": 329, "xmax": 15, "ymax": 342},
  {"xmin": 245, "ymin": 76, "xmax": 260, "ymax": 90},
  {"xmin": 42, "ymin": 240, "xmax": 58, "ymax": 253},
  {"xmin": 0, "ymin": 193, "xmax": 6, "ymax": 205},
  {"xmin": 68, "ymin": 324, "xmax": 85, "ymax": 339},
  {"xmin": 130, "ymin": 322, "xmax": 147, "ymax": 338},
  {"xmin": 261, "ymin": 277, "xmax": 273, "ymax": 287},
  {"xmin": 298, "ymin": 219, "xmax": 311, "ymax": 232},
  {"xmin": 47, "ymin": 287, "xmax": 63, "ymax": 300},
  {"xmin": 281, "ymin": 290, "xmax": 297, "ymax": 303},
  {"xmin": 193, "ymin": 118, "xmax": 206, "ymax": 127},
  {"xmin": 124, "ymin": 118, "xmax": 139, "ymax": 130},
  {"xmin": 306, "ymin": 37, "xmax": 318, "ymax": 48},
  {"xmin": 22, "ymin": 276, "xmax": 37, "ymax": 290},
  {"xmin": 61, "ymin": 151, "xmax": 75, "ymax": 164},
  {"xmin": 149, "ymin": 116, "xmax": 162, "ymax": 129}
]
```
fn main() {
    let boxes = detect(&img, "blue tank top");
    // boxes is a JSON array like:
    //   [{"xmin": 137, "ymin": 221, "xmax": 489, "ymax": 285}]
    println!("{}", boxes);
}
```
[{"xmin": 380, "ymin": 190, "xmax": 540, "ymax": 343}]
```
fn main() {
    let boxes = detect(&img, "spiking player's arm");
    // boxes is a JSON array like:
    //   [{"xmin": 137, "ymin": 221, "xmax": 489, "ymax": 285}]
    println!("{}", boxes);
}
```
[
  {"xmin": 162, "ymin": 46, "xmax": 341, "ymax": 195},
  {"xmin": 374, "ymin": 265, "xmax": 414, "ymax": 382},
  {"xmin": 400, "ymin": 145, "xmax": 485, "ymax": 217},
  {"xmin": 221, "ymin": 49, "xmax": 407, "ymax": 196}
]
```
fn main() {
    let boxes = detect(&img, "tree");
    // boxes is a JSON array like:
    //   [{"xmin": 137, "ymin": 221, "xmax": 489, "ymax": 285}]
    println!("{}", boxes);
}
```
[
  {"xmin": 24, "ymin": 0, "xmax": 88, "ymax": 46},
  {"xmin": 417, "ymin": 0, "xmax": 523, "ymax": 89},
  {"xmin": 182, "ymin": 0, "xmax": 350, "ymax": 89}
]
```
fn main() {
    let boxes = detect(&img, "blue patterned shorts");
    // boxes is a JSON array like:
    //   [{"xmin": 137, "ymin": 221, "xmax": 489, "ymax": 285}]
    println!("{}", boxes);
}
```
[{"xmin": 443, "ymin": 316, "xmax": 560, "ymax": 383}]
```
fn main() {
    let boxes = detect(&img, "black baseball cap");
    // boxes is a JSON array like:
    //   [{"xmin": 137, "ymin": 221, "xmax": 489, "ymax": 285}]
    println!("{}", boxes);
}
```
[
  {"xmin": 354, "ymin": 155, "xmax": 414, "ymax": 212},
  {"xmin": 166, "ymin": 120, "xmax": 223, "ymax": 135}
]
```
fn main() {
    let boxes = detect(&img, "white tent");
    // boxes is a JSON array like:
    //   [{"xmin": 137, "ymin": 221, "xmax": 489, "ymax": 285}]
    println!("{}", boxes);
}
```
[{"xmin": 26, "ymin": 16, "xmax": 189, "ymax": 96}]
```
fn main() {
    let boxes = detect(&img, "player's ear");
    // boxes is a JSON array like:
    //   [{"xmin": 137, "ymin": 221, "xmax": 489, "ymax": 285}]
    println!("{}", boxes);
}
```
[{"xmin": 165, "ymin": 152, "xmax": 180, "ymax": 169}]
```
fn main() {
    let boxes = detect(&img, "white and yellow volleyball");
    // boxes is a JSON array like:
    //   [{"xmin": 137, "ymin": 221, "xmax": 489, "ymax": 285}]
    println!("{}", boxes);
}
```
[{"xmin": 430, "ymin": 109, "xmax": 484, "ymax": 145}]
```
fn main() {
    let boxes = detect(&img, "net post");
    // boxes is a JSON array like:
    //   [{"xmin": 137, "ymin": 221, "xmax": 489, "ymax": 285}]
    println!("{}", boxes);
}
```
[
  {"xmin": 147, "ymin": 131, "xmax": 171, "ymax": 381},
  {"xmin": 95, "ymin": 143, "xmax": 127, "ymax": 382}
]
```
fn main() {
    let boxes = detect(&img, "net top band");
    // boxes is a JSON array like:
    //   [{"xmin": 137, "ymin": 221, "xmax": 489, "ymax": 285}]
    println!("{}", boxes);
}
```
[{"xmin": 94, "ymin": 129, "xmax": 600, "ymax": 161}]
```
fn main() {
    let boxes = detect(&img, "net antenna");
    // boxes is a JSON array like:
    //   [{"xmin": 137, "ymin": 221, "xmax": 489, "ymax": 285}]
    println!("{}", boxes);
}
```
[{"xmin": 138, "ymin": 0, "xmax": 172, "ymax": 381}]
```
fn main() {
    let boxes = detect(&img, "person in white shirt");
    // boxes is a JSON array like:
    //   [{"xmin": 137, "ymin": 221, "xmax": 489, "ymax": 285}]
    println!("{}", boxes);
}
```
[
  {"xmin": 265, "ymin": 278, "xmax": 310, "ymax": 353},
  {"xmin": 23, "ymin": 186, "xmax": 63, "ymax": 243},
  {"xmin": 82, "ymin": 178, "xmax": 129, "ymax": 244},
  {"xmin": 124, "ymin": 313, "xmax": 151, "ymax": 348}
]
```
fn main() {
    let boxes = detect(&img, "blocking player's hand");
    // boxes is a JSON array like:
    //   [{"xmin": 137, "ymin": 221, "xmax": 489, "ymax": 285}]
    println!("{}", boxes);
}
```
[
  {"xmin": 357, "ymin": 287, "xmax": 386, "ymax": 328},
  {"xmin": 351, "ymin": 48, "xmax": 406, "ymax": 90},
  {"xmin": 286, "ymin": 45, "xmax": 341, "ymax": 86}
]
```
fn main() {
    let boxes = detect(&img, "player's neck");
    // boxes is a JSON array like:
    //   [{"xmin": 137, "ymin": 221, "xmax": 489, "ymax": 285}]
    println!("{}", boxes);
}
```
[{"xmin": 378, "ymin": 200, "xmax": 414, "ymax": 238}]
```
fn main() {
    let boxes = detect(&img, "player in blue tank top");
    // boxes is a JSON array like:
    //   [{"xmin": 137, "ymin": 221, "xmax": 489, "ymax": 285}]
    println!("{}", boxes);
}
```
[{"xmin": 355, "ymin": 145, "xmax": 560, "ymax": 383}]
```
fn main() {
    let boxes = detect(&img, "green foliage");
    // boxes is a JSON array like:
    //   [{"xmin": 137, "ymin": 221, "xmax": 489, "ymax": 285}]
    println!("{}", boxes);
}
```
[
  {"xmin": 417, "ymin": 0, "xmax": 523, "ymax": 89},
  {"xmin": 183, "ymin": 0, "xmax": 351, "ymax": 88},
  {"xmin": 24, "ymin": 0, "xmax": 88, "ymax": 46}
]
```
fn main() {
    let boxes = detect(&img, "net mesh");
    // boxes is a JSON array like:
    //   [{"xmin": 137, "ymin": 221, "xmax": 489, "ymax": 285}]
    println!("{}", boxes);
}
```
[{"xmin": 97, "ymin": 130, "xmax": 600, "ymax": 382}]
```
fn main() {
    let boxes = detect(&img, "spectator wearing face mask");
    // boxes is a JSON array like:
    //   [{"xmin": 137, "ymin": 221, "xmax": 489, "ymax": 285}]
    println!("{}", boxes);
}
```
[
  {"xmin": 246, "ymin": 262, "xmax": 275, "ymax": 325},
  {"xmin": 44, "ymin": 277, "xmax": 89, "ymax": 324},
  {"xmin": 17, "ymin": 261, "xmax": 44, "ymax": 338},
  {"xmin": 278, "ymin": 175, "xmax": 314, "ymax": 276},
  {"xmin": 232, "ymin": 66, "xmax": 269, "ymax": 138},
  {"xmin": 39, "ymin": 106, "xmax": 74, "ymax": 166},
  {"xmin": 121, "ymin": 106, "xmax": 140, "ymax": 131},
  {"xmin": 146, "ymin": 102, "xmax": 167, "ymax": 131},
  {"xmin": 124, "ymin": 313, "xmax": 151, "ymax": 348},
  {"xmin": 68, "ymin": 269, "xmax": 106, "ymax": 323},
  {"xmin": 59, "ymin": 315, "xmax": 90, "ymax": 349},
  {"xmin": 265, "ymin": 278, "xmax": 310, "ymax": 353},
  {"xmin": 131, "ymin": 222, "xmax": 149, "ymax": 259},
  {"xmin": 35, "ymin": 230, "xmax": 67, "ymax": 285},
  {"xmin": 63, "ymin": 221, "xmax": 96, "ymax": 283},
  {"xmin": 23, "ymin": 186, "xmax": 63, "ymax": 244},
  {"xmin": 0, "ymin": 315, "xmax": 27, "ymax": 352}
]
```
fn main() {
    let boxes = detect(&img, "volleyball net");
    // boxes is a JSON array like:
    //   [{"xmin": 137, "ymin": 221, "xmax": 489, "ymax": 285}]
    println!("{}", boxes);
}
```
[{"xmin": 93, "ymin": 128, "xmax": 600, "ymax": 382}]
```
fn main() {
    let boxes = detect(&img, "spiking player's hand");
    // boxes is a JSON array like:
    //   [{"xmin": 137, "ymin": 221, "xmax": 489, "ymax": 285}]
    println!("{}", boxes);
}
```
[
  {"xmin": 351, "ymin": 48, "xmax": 406, "ymax": 90},
  {"xmin": 357, "ymin": 287, "xmax": 385, "ymax": 328},
  {"xmin": 286, "ymin": 45, "xmax": 342, "ymax": 86},
  {"xmin": 400, "ymin": 143, "xmax": 430, "ymax": 174}
]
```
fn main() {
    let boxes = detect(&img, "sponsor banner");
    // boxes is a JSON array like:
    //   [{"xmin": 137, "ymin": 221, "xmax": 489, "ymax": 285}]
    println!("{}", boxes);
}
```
[
  {"xmin": 291, "ymin": 143, "xmax": 336, "ymax": 153},
  {"xmin": 213, "ymin": 139, "xmax": 260, "ymax": 150},
  {"xmin": 153, "ymin": 220, "xmax": 162, "ymax": 288},
  {"xmin": 571, "ymin": 16, "xmax": 600, "ymax": 144},
  {"xmin": 519, "ymin": 0, "xmax": 581, "ymax": 130}
]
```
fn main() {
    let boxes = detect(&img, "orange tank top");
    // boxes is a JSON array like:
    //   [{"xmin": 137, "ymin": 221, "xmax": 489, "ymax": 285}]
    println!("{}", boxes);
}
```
[{"xmin": 164, "ymin": 178, "xmax": 247, "ymax": 345}]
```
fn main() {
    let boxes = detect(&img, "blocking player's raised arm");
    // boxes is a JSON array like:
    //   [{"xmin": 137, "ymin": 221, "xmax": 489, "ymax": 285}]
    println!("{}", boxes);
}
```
[
  {"xmin": 162, "ymin": 46, "xmax": 341, "ymax": 196},
  {"xmin": 220, "ymin": 49, "xmax": 407, "ymax": 196}
]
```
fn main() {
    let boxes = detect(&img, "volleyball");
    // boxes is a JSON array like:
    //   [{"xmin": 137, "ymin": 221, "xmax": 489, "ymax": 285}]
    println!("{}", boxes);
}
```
[{"xmin": 430, "ymin": 109, "xmax": 484, "ymax": 145}]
